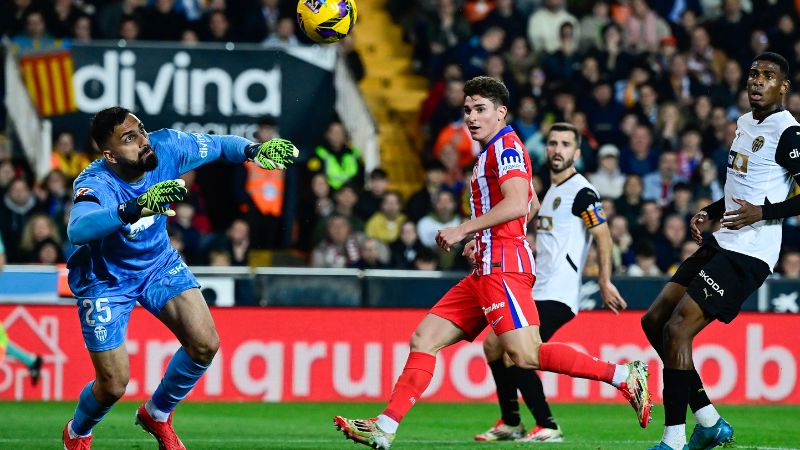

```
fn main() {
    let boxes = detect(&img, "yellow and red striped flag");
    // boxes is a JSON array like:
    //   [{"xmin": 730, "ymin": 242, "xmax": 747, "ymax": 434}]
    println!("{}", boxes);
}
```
[{"xmin": 18, "ymin": 51, "xmax": 77, "ymax": 117}]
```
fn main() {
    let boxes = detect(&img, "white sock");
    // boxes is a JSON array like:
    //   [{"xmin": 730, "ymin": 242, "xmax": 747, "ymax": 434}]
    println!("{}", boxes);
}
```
[
  {"xmin": 375, "ymin": 414, "xmax": 399, "ymax": 434},
  {"xmin": 611, "ymin": 364, "xmax": 629, "ymax": 388},
  {"xmin": 145, "ymin": 400, "xmax": 170, "ymax": 422},
  {"xmin": 662, "ymin": 424, "xmax": 686, "ymax": 450},
  {"xmin": 693, "ymin": 405, "xmax": 721, "ymax": 428},
  {"xmin": 68, "ymin": 420, "xmax": 92, "ymax": 439}
]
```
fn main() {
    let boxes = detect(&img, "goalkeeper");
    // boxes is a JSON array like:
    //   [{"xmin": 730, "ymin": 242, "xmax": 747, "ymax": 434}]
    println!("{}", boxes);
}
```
[{"xmin": 62, "ymin": 107, "xmax": 298, "ymax": 450}]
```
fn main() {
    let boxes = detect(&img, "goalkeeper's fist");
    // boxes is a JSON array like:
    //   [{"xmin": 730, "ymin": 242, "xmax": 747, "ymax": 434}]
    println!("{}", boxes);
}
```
[
  {"xmin": 118, "ymin": 179, "xmax": 188, "ymax": 223},
  {"xmin": 248, "ymin": 138, "xmax": 300, "ymax": 170}
]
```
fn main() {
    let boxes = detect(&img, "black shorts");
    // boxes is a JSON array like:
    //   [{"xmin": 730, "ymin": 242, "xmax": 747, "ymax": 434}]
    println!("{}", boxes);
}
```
[
  {"xmin": 670, "ymin": 237, "xmax": 770, "ymax": 323},
  {"xmin": 536, "ymin": 300, "xmax": 576, "ymax": 341}
]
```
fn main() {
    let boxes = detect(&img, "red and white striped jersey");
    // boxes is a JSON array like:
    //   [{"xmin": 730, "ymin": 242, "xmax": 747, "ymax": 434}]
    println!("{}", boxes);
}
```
[{"xmin": 470, "ymin": 126, "xmax": 536, "ymax": 276}]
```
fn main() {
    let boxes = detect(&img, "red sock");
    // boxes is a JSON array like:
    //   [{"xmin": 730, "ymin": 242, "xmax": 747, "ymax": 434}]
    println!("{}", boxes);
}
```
[
  {"xmin": 382, "ymin": 352, "xmax": 436, "ymax": 423},
  {"xmin": 538, "ymin": 342, "xmax": 615, "ymax": 383}
]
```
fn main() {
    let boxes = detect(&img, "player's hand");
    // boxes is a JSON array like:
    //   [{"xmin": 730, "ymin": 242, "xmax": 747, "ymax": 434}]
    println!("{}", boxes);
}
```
[
  {"xmin": 598, "ymin": 280, "xmax": 627, "ymax": 314},
  {"xmin": 119, "ymin": 179, "xmax": 187, "ymax": 223},
  {"xmin": 690, "ymin": 210, "xmax": 709, "ymax": 244},
  {"xmin": 436, "ymin": 225, "xmax": 467, "ymax": 252},
  {"xmin": 462, "ymin": 239, "xmax": 477, "ymax": 263},
  {"xmin": 721, "ymin": 197, "xmax": 762, "ymax": 230},
  {"xmin": 251, "ymin": 138, "xmax": 300, "ymax": 170}
]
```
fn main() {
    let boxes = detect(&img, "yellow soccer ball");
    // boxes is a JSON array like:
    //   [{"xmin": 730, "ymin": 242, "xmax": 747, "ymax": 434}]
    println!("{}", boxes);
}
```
[{"xmin": 297, "ymin": 0, "xmax": 358, "ymax": 44}]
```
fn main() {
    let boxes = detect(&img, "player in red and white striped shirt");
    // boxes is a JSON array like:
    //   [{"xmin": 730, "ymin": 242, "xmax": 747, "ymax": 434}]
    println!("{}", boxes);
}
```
[{"xmin": 334, "ymin": 77, "xmax": 651, "ymax": 449}]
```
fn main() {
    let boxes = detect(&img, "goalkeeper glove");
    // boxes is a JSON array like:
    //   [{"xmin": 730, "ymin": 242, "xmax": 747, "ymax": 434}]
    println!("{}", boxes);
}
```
[
  {"xmin": 245, "ymin": 138, "xmax": 300, "ymax": 170},
  {"xmin": 118, "ymin": 179, "xmax": 188, "ymax": 224}
]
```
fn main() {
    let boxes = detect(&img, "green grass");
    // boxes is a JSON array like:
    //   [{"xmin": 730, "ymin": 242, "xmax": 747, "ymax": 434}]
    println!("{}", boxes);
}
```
[{"xmin": 1, "ymin": 401, "xmax": 798, "ymax": 449}]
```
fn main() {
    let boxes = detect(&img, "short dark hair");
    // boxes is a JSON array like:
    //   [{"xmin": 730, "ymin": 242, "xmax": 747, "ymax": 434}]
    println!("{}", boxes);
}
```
[
  {"xmin": 547, "ymin": 122, "xmax": 582, "ymax": 148},
  {"xmin": 90, "ymin": 106, "xmax": 131, "ymax": 149},
  {"xmin": 463, "ymin": 76, "xmax": 509, "ymax": 107},
  {"xmin": 753, "ymin": 52, "xmax": 790, "ymax": 79},
  {"xmin": 370, "ymin": 168, "xmax": 388, "ymax": 180}
]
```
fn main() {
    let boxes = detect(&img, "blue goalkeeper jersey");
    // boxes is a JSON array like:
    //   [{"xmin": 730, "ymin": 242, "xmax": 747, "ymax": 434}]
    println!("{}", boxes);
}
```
[{"xmin": 67, "ymin": 128, "xmax": 252, "ymax": 298}]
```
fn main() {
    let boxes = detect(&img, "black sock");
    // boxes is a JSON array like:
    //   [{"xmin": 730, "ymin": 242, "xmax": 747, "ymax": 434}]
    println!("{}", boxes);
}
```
[
  {"xmin": 688, "ymin": 369, "xmax": 712, "ymax": 413},
  {"xmin": 511, "ymin": 366, "xmax": 558, "ymax": 429},
  {"xmin": 488, "ymin": 360, "xmax": 520, "ymax": 426},
  {"xmin": 663, "ymin": 368, "xmax": 692, "ymax": 426}
]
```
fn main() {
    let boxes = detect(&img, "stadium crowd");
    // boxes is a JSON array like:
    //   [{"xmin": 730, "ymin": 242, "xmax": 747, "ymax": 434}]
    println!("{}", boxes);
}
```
[{"xmin": 3, "ymin": 0, "xmax": 800, "ymax": 279}]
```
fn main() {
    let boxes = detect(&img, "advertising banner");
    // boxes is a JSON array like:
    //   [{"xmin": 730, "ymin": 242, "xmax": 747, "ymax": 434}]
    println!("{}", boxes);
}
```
[
  {"xmin": 49, "ymin": 43, "xmax": 336, "ymax": 151},
  {"xmin": 1, "ymin": 305, "xmax": 798, "ymax": 404}
]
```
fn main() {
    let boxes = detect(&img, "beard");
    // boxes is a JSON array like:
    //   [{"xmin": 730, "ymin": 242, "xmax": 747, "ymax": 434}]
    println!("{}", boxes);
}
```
[
  {"xmin": 549, "ymin": 156, "xmax": 574, "ymax": 173},
  {"xmin": 118, "ymin": 146, "xmax": 158, "ymax": 172}
]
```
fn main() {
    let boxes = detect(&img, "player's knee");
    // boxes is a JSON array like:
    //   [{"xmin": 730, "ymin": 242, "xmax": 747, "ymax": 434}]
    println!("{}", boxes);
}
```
[
  {"xmin": 506, "ymin": 347, "xmax": 539, "ymax": 370},
  {"xmin": 483, "ymin": 337, "xmax": 503, "ymax": 362},
  {"xmin": 95, "ymin": 375, "xmax": 128, "ymax": 402},
  {"xmin": 663, "ymin": 317, "xmax": 688, "ymax": 346},
  {"xmin": 188, "ymin": 331, "xmax": 220, "ymax": 365}
]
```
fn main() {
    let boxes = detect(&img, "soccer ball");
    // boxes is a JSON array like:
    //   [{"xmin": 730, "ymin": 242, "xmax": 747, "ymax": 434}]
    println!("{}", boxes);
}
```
[{"xmin": 297, "ymin": 0, "xmax": 358, "ymax": 44}]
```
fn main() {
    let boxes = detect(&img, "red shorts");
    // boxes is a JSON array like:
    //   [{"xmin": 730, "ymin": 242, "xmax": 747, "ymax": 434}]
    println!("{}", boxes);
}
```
[{"xmin": 430, "ymin": 272, "xmax": 539, "ymax": 341}]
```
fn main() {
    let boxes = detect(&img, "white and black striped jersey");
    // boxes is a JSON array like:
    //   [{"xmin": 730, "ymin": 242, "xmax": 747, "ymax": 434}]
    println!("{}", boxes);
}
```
[
  {"xmin": 714, "ymin": 110, "xmax": 800, "ymax": 270},
  {"xmin": 534, "ymin": 173, "xmax": 607, "ymax": 314}
]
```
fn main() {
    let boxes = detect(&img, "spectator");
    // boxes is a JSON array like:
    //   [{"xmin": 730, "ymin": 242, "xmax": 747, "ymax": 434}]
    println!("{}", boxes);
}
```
[
  {"xmin": 510, "ymin": 96, "xmax": 539, "ymax": 143},
  {"xmin": 692, "ymin": 158, "xmax": 724, "ymax": 201},
  {"xmin": 34, "ymin": 169, "xmax": 69, "ymax": 221},
  {"xmin": 72, "ymin": 15, "xmax": 93, "ymax": 42},
  {"xmin": 541, "ymin": 22, "xmax": 582, "ymax": 82},
  {"xmin": 632, "ymin": 82, "xmax": 659, "ymax": 128},
  {"xmin": 413, "ymin": 247, "xmax": 439, "ymax": 271},
  {"xmin": 778, "ymin": 250, "xmax": 800, "ymax": 279},
  {"xmin": 655, "ymin": 213, "xmax": 688, "ymax": 272},
  {"xmin": 633, "ymin": 199, "xmax": 662, "ymax": 244},
  {"xmin": 710, "ymin": 0, "xmax": 753, "ymax": 60},
  {"xmin": 571, "ymin": 110, "xmax": 599, "ymax": 172},
  {"xmin": 620, "ymin": 125, "xmax": 659, "ymax": 176},
  {"xmin": 365, "ymin": 191, "xmax": 407, "ymax": 244},
  {"xmin": 623, "ymin": 0, "xmax": 671, "ymax": 54},
  {"xmin": 643, "ymin": 151, "xmax": 685, "ymax": 205},
  {"xmin": 654, "ymin": 102, "xmax": 684, "ymax": 152},
  {"xmin": 351, "ymin": 238, "xmax": 390, "ymax": 269},
  {"xmin": 579, "ymin": 0, "xmax": 611, "ymax": 51},
  {"xmin": 35, "ymin": 237, "xmax": 65, "ymax": 264},
  {"xmin": 589, "ymin": 144, "xmax": 625, "ymax": 199},
  {"xmin": 628, "ymin": 241, "xmax": 662, "ymax": 276},
  {"xmin": 658, "ymin": 53, "xmax": 703, "ymax": 107},
  {"xmin": 338, "ymin": 34, "xmax": 365, "ymax": 82},
  {"xmin": 49, "ymin": 0, "xmax": 84, "ymax": 38},
  {"xmin": 686, "ymin": 25, "xmax": 727, "ymax": 86},
  {"xmin": 356, "ymin": 168, "xmax": 389, "ymax": 221},
  {"xmin": 609, "ymin": 215, "xmax": 635, "ymax": 271},
  {"xmin": 309, "ymin": 121, "xmax": 363, "ymax": 190},
  {"xmin": 407, "ymin": 160, "xmax": 445, "ymax": 222},
  {"xmin": 51, "ymin": 131, "xmax": 91, "ymax": 183},
  {"xmin": 96, "ymin": 0, "xmax": 146, "ymax": 39},
  {"xmin": 0, "ymin": 178, "xmax": 42, "ymax": 262},
  {"xmin": 504, "ymin": 36, "xmax": 537, "ymax": 91},
  {"xmin": 390, "ymin": 221, "xmax": 426, "ymax": 269},
  {"xmin": 457, "ymin": 26, "xmax": 505, "ymax": 80},
  {"xmin": 140, "ymin": 0, "xmax": 187, "ymax": 41},
  {"xmin": 262, "ymin": 16, "xmax": 298, "ymax": 46},
  {"xmin": 119, "ymin": 15, "xmax": 141, "ymax": 41},
  {"xmin": 582, "ymin": 243, "xmax": 599, "ymax": 277},
  {"xmin": 206, "ymin": 219, "xmax": 250, "ymax": 266},
  {"xmin": 168, "ymin": 202, "xmax": 203, "ymax": 264},
  {"xmin": 208, "ymin": 248, "xmax": 232, "ymax": 266},
  {"xmin": 669, "ymin": 240, "xmax": 700, "ymax": 274},
  {"xmin": 675, "ymin": 127, "xmax": 704, "ymax": 179},
  {"xmin": 417, "ymin": 190, "xmax": 460, "ymax": 248},
  {"xmin": 242, "ymin": 0, "xmax": 282, "ymax": 42},
  {"xmin": 711, "ymin": 59, "xmax": 744, "ymax": 108},
  {"xmin": 582, "ymin": 79, "xmax": 625, "ymax": 147},
  {"xmin": 474, "ymin": 0, "xmax": 526, "ymax": 44},
  {"xmin": 313, "ymin": 183, "xmax": 363, "ymax": 245},
  {"xmin": 591, "ymin": 22, "xmax": 634, "ymax": 81},
  {"xmin": 18, "ymin": 214, "xmax": 61, "ymax": 263},
  {"xmin": 202, "ymin": 9, "xmax": 233, "ymax": 42},
  {"xmin": 426, "ymin": 0, "xmax": 472, "ymax": 76},
  {"xmin": 311, "ymin": 214, "xmax": 362, "ymax": 268},
  {"xmin": 614, "ymin": 174, "xmax": 644, "ymax": 226},
  {"xmin": 663, "ymin": 182, "xmax": 694, "ymax": 223},
  {"xmin": 527, "ymin": 0, "xmax": 579, "ymax": 54}
]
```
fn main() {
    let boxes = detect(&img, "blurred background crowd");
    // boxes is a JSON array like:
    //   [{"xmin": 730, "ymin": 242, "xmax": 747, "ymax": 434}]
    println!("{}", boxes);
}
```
[{"xmin": 3, "ymin": 0, "xmax": 800, "ymax": 280}]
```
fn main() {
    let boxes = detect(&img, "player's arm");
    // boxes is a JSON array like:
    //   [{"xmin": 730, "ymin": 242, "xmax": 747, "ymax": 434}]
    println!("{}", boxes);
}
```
[
  {"xmin": 170, "ymin": 130, "xmax": 299, "ymax": 175},
  {"xmin": 573, "ymin": 188, "xmax": 627, "ymax": 313},
  {"xmin": 723, "ymin": 125, "xmax": 800, "ymax": 229},
  {"xmin": 68, "ymin": 180, "xmax": 187, "ymax": 245},
  {"xmin": 436, "ymin": 177, "xmax": 530, "ymax": 251}
]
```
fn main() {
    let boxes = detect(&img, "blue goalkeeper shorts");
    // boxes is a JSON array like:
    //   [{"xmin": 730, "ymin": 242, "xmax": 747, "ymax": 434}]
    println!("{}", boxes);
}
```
[{"xmin": 76, "ymin": 257, "xmax": 200, "ymax": 352}]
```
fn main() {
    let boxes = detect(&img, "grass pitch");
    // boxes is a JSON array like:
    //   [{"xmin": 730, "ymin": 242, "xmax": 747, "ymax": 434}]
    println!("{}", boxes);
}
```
[{"xmin": 0, "ymin": 401, "xmax": 797, "ymax": 449}]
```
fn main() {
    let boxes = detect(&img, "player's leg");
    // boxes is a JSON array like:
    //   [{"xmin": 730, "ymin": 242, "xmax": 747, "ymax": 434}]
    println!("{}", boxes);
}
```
[
  {"xmin": 641, "ymin": 282, "xmax": 686, "ymax": 359},
  {"xmin": 4, "ymin": 340, "xmax": 43, "ymax": 385},
  {"xmin": 652, "ymin": 293, "xmax": 713, "ymax": 450},
  {"xmin": 474, "ymin": 331, "xmax": 526, "ymax": 441},
  {"xmin": 336, "ymin": 275, "xmax": 481, "ymax": 449},
  {"xmin": 64, "ymin": 295, "xmax": 134, "ymax": 448},
  {"xmin": 144, "ymin": 287, "xmax": 218, "ymax": 424},
  {"xmin": 491, "ymin": 274, "xmax": 650, "ymax": 428},
  {"xmin": 514, "ymin": 300, "xmax": 574, "ymax": 442}
]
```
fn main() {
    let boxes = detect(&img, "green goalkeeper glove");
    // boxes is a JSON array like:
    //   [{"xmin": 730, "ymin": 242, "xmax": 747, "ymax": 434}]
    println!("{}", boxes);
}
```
[
  {"xmin": 118, "ymin": 179, "xmax": 188, "ymax": 223},
  {"xmin": 246, "ymin": 138, "xmax": 300, "ymax": 170}
]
